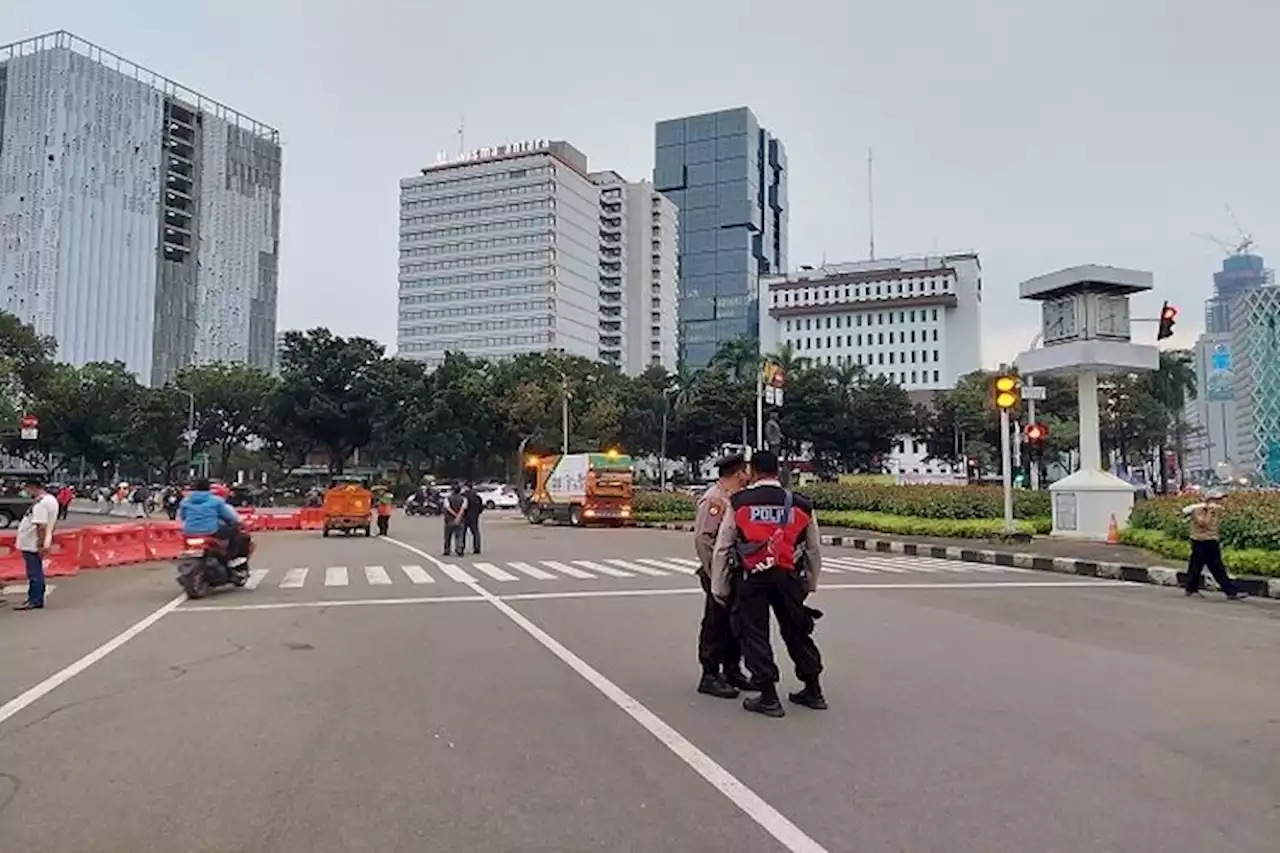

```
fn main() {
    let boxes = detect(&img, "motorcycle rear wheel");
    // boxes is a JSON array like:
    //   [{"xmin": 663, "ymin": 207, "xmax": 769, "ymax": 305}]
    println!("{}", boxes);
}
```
[{"xmin": 184, "ymin": 569, "xmax": 211, "ymax": 599}]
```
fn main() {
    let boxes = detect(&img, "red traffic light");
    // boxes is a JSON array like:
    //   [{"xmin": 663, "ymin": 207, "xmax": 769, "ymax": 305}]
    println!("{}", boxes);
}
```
[
  {"xmin": 1157, "ymin": 300, "xmax": 1177, "ymax": 341},
  {"xmin": 1024, "ymin": 422, "xmax": 1049, "ymax": 443}
]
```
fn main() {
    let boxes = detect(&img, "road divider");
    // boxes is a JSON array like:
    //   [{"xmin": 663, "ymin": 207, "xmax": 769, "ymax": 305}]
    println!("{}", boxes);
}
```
[{"xmin": 0, "ymin": 508, "xmax": 313, "ymax": 578}]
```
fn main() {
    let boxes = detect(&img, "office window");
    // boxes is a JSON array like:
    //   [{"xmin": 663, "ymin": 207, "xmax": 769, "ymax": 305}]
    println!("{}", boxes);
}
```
[
  {"xmin": 836, "ymin": 316, "xmax": 843, "ymax": 328},
  {"xmin": 878, "ymin": 332, "xmax": 884, "ymax": 345},
  {"xmin": 912, "ymin": 371, "xmax": 918, "ymax": 383},
  {"xmin": 785, "ymin": 319, "xmax": 792, "ymax": 331},
  {"xmin": 889, "ymin": 332, "xmax": 895, "ymax": 344},
  {"xmin": 857, "ymin": 334, "xmax": 862, "ymax": 346},
  {"xmin": 889, "ymin": 352, "xmax": 895, "ymax": 365},
  {"xmin": 910, "ymin": 351, "xmax": 916, "ymax": 364},
  {"xmin": 826, "ymin": 336, "xmax": 831, "ymax": 348},
  {"xmin": 933, "ymin": 370, "xmax": 940, "ymax": 382},
  {"xmin": 910, "ymin": 310, "xmax": 916, "ymax": 322},
  {"xmin": 857, "ymin": 314, "xmax": 863, "ymax": 326},
  {"xmin": 825, "ymin": 317, "xmax": 832, "ymax": 329},
  {"xmin": 877, "ymin": 352, "xmax": 884, "ymax": 365},
  {"xmin": 932, "ymin": 309, "xmax": 938, "ymax": 320},
  {"xmin": 932, "ymin": 329, "xmax": 939, "ymax": 341}
]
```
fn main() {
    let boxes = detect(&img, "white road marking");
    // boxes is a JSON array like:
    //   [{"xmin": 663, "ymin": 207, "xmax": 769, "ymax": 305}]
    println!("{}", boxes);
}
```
[
  {"xmin": 572, "ymin": 559, "xmax": 634, "ymax": 577},
  {"xmin": 508, "ymin": 561, "xmax": 558, "ymax": 580},
  {"xmin": 244, "ymin": 569, "xmax": 269, "ymax": 589},
  {"xmin": 668, "ymin": 558, "xmax": 701, "ymax": 569},
  {"xmin": 438, "ymin": 563, "xmax": 478, "ymax": 583},
  {"xmin": 823, "ymin": 559, "xmax": 875, "ymax": 574},
  {"xmin": 471, "ymin": 562, "xmax": 519, "ymax": 582},
  {"xmin": 637, "ymin": 558, "xmax": 697, "ymax": 574},
  {"xmin": 377, "ymin": 536, "xmax": 830, "ymax": 853},
  {"xmin": 400, "ymin": 564, "xmax": 435, "ymax": 584},
  {"xmin": 174, "ymin": 578, "xmax": 1130, "ymax": 611},
  {"xmin": 597, "ymin": 559, "xmax": 657, "ymax": 576},
  {"xmin": 279, "ymin": 568, "xmax": 309, "ymax": 588},
  {"xmin": 2, "ymin": 583, "xmax": 57, "ymax": 597},
  {"xmin": 0, "ymin": 594, "xmax": 186, "ymax": 727},
  {"xmin": 364, "ymin": 566, "xmax": 393, "ymax": 585},
  {"xmin": 325, "ymin": 566, "xmax": 349, "ymax": 587},
  {"xmin": 541, "ymin": 560, "xmax": 595, "ymax": 579}
]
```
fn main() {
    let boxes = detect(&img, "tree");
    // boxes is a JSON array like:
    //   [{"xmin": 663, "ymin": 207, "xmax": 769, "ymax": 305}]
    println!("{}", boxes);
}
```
[
  {"xmin": 177, "ymin": 363, "xmax": 280, "ymax": 478},
  {"xmin": 129, "ymin": 386, "xmax": 191, "ymax": 482},
  {"xmin": 0, "ymin": 311, "xmax": 57, "ymax": 448},
  {"xmin": 366, "ymin": 357, "xmax": 436, "ymax": 485},
  {"xmin": 276, "ymin": 329, "xmax": 384, "ymax": 474},
  {"xmin": 1143, "ymin": 349, "xmax": 1197, "ymax": 491},
  {"xmin": 33, "ymin": 362, "xmax": 143, "ymax": 478}
]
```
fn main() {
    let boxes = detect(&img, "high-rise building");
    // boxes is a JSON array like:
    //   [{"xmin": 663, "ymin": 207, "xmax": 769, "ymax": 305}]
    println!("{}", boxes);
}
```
[
  {"xmin": 1230, "ymin": 283, "xmax": 1280, "ymax": 482},
  {"xmin": 397, "ymin": 140, "xmax": 599, "ymax": 367},
  {"xmin": 0, "ymin": 31, "xmax": 282, "ymax": 386},
  {"xmin": 757, "ymin": 253, "xmax": 983, "ymax": 390},
  {"xmin": 654, "ymin": 107, "xmax": 787, "ymax": 368},
  {"xmin": 589, "ymin": 171, "xmax": 678, "ymax": 375},
  {"xmin": 1184, "ymin": 250, "xmax": 1274, "ymax": 478}
]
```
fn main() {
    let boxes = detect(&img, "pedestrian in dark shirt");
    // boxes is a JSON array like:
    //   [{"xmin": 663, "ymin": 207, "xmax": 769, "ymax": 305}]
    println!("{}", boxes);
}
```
[
  {"xmin": 462, "ymin": 482, "xmax": 484, "ymax": 555},
  {"xmin": 443, "ymin": 483, "xmax": 466, "ymax": 557}
]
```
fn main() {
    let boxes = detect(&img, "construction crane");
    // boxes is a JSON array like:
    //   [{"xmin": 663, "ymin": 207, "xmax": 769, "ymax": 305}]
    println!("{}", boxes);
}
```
[{"xmin": 1197, "ymin": 204, "xmax": 1255, "ymax": 256}]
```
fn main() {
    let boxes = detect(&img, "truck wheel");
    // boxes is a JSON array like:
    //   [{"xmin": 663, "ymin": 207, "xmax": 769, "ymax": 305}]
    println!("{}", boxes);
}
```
[
  {"xmin": 322, "ymin": 528, "xmax": 330, "ymax": 538},
  {"xmin": 527, "ymin": 507, "xmax": 544, "ymax": 525},
  {"xmin": 0, "ymin": 509, "xmax": 13, "ymax": 529},
  {"xmin": 569, "ymin": 505, "xmax": 584, "ymax": 527}
]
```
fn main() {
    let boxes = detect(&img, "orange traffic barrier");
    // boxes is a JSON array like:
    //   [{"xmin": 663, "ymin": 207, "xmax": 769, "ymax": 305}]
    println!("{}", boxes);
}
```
[
  {"xmin": 299, "ymin": 507, "xmax": 325, "ymax": 530},
  {"xmin": 0, "ymin": 531, "xmax": 80, "ymax": 580},
  {"xmin": 145, "ymin": 521, "xmax": 186, "ymax": 561},
  {"xmin": 80, "ymin": 524, "xmax": 149, "ymax": 569},
  {"xmin": 266, "ymin": 511, "xmax": 302, "ymax": 531},
  {"xmin": 236, "ymin": 509, "xmax": 261, "ymax": 532},
  {"xmin": 0, "ymin": 533, "xmax": 24, "ymax": 582},
  {"xmin": 43, "ymin": 530, "xmax": 81, "ymax": 577}
]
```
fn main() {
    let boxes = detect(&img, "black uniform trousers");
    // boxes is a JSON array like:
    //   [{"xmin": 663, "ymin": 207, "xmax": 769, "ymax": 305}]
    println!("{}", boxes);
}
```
[
  {"xmin": 461, "ymin": 515, "xmax": 481, "ymax": 553},
  {"xmin": 1185, "ymin": 539, "xmax": 1238, "ymax": 595},
  {"xmin": 733, "ymin": 566, "xmax": 822, "ymax": 687},
  {"xmin": 697, "ymin": 571, "xmax": 741, "ymax": 675}
]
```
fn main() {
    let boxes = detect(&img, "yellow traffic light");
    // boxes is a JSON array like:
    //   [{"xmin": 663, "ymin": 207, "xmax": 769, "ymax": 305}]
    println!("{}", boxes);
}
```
[{"xmin": 994, "ymin": 375, "xmax": 1019, "ymax": 409}]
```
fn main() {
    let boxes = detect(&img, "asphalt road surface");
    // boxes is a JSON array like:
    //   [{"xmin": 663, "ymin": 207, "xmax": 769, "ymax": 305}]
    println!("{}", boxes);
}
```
[{"xmin": 1, "ymin": 510, "xmax": 1277, "ymax": 852}]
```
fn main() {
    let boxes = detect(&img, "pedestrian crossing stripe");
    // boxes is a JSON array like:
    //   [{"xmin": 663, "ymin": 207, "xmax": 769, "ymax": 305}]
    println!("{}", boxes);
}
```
[
  {"xmin": 236, "ymin": 556, "xmax": 1035, "ymax": 589},
  {"xmin": 2, "ymin": 583, "xmax": 56, "ymax": 598}
]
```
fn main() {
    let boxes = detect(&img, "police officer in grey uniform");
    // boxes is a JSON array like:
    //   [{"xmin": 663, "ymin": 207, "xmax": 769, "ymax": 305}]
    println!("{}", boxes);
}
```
[{"xmin": 694, "ymin": 451, "xmax": 752, "ymax": 698}]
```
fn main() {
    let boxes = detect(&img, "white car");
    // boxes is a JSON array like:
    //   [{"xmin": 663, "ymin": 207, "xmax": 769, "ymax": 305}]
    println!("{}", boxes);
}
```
[{"xmin": 476, "ymin": 486, "xmax": 520, "ymax": 510}]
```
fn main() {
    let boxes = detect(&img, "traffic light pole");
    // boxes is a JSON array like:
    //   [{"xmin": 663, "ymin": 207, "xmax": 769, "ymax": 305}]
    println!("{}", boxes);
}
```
[
  {"xmin": 1000, "ymin": 407, "xmax": 1014, "ymax": 534},
  {"xmin": 1026, "ymin": 391, "xmax": 1039, "ymax": 491}
]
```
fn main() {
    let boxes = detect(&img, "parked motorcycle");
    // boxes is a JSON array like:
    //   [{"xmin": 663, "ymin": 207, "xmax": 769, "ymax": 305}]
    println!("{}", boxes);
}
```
[
  {"xmin": 404, "ymin": 493, "xmax": 442, "ymax": 516},
  {"xmin": 176, "ymin": 530, "xmax": 256, "ymax": 599}
]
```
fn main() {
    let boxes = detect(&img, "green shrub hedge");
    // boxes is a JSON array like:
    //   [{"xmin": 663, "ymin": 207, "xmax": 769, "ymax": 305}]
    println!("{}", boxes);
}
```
[
  {"xmin": 634, "ymin": 507, "xmax": 1051, "ymax": 539},
  {"xmin": 1119, "ymin": 527, "xmax": 1280, "ymax": 578},
  {"xmin": 1128, "ymin": 492, "xmax": 1280, "ymax": 552},
  {"xmin": 634, "ymin": 483, "xmax": 1050, "ymax": 521}
]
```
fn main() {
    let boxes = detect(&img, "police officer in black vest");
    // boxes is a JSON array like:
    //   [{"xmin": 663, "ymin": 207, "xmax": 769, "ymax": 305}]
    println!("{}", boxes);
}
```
[{"xmin": 710, "ymin": 450, "xmax": 826, "ymax": 717}]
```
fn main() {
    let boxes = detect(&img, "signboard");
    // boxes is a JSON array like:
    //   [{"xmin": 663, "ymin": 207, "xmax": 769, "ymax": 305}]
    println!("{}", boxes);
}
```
[
  {"xmin": 434, "ymin": 138, "xmax": 549, "ymax": 167},
  {"xmin": 1206, "ymin": 342, "xmax": 1234, "ymax": 402},
  {"xmin": 1022, "ymin": 385, "xmax": 1046, "ymax": 401},
  {"xmin": 19, "ymin": 414, "xmax": 38, "ymax": 441},
  {"xmin": 1053, "ymin": 491, "xmax": 1079, "ymax": 531},
  {"xmin": 546, "ymin": 453, "xmax": 589, "ymax": 501}
]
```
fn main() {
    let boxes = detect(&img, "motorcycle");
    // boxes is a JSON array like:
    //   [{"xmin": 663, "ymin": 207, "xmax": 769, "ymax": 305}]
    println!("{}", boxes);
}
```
[
  {"xmin": 176, "ymin": 529, "xmax": 256, "ymax": 599},
  {"xmin": 404, "ymin": 493, "xmax": 442, "ymax": 517}
]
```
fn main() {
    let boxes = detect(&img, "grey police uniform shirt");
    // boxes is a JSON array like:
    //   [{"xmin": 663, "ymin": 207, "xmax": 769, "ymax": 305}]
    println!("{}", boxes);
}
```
[{"xmin": 694, "ymin": 483, "xmax": 731, "ymax": 573}]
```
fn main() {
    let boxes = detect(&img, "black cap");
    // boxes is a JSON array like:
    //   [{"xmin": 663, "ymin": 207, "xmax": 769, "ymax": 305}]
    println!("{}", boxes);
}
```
[{"xmin": 715, "ymin": 451, "xmax": 747, "ymax": 478}]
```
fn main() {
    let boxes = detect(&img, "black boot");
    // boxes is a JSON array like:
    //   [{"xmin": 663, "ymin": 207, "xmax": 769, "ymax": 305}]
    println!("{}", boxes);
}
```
[
  {"xmin": 723, "ymin": 669, "xmax": 754, "ymax": 691},
  {"xmin": 697, "ymin": 672, "xmax": 739, "ymax": 699},
  {"xmin": 743, "ymin": 685, "xmax": 785, "ymax": 718},
  {"xmin": 788, "ymin": 681, "xmax": 828, "ymax": 710}
]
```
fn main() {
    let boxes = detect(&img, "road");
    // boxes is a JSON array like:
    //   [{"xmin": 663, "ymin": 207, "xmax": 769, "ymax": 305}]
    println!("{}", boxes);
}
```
[{"xmin": 1, "ymin": 511, "xmax": 1277, "ymax": 852}]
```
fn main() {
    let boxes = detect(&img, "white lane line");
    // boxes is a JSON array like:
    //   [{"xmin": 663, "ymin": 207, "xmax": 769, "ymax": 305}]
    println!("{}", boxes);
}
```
[
  {"xmin": 598, "ymin": 559, "xmax": 657, "ymax": 576},
  {"xmin": 570, "ymin": 559, "xmax": 631, "ymax": 577},
  {"xmin": 471, "ymin": 562, "xmax": 519, "ymax": 582},
  {"xmin": 668, "ymin": 558, "xmax": 701, "ymax": 569},
  {"xmin": 541, "ymin": 560, "xmax": 595, "ymax": 579},
  {"xmin": 377, "ymin": 535, "xmax": 829, "ymax": 853},
  {"xmin": 177, "ymin": 594, "xmax": 488, "ymax": 612},
  {"xmin": 244, "ymin": 569, "xmax": 269, "ymax": 589},
  {"xmin": 438, "ymin": 563, "xmax": 478, "ymax": 583},
  {"xmin": 325, "ymin": 566, "xmax": 349, "ymax": 587},
  {"xmin": 2, "ymin": 583, "xmax": 57, "ymax": 597},
  {"xmin": 279, "ymin": 568, "xmax": 309, "ymax": 588},
  {"xmin": 638, "ymin": 558, "xmax": 697, "ymax": 575},
  {"xmin": 364, "ymin": 566, "xmax": 393, "ymax": 585},
  {"xmin": 508, "ymin": 561, "xmax": 558, "ymax": 580},
  {"xmin": 401, "ymin": 564, "xmax": 435, "ymax": 584},
  {"xmin": 823, "ymin": 560, "xmax": 875, "ymax": 574},
  {"xmin": 0, "ymin": 593, "xmax": 187, "ymax": 727},
  {"xmin": 173, "ymin": 578, "xmax": 1131, "ymax": 612}
]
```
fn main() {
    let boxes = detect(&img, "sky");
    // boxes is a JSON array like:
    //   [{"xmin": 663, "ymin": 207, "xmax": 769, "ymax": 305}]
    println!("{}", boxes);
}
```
[{"xmin": 4, "ymin": 0, "xmax": 1278, "ymax": 366}]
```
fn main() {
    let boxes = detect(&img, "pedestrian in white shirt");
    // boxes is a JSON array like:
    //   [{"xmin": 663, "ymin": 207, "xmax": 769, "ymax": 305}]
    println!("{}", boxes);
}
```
[{"xmin": 14, "ymin": 478, "xmax": 59, "ymax": 611}]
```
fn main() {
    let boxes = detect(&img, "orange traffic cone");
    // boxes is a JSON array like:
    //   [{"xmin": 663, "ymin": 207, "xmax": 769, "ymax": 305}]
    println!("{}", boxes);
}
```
[{"xmin": 1107, "ymin": 514, "xmax": 1120, "ymax": 543}]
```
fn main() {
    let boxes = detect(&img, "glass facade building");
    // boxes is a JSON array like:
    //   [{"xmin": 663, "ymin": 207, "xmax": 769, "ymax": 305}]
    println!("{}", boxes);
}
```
[{"xmin": 653, "ymin": 107, "xmax": 787, "ymax": 368}]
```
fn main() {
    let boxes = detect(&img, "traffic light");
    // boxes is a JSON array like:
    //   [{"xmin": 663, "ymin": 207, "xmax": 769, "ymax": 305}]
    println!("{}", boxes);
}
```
[
  {"xmin": 1024, "ymin": 422, "xmax": 1049, "ymax": 445},
  {"xmin": 1157, "ymin": 301, "xmax": 1177, "ymax": 340},
  {"xmin": 993, "ymin": 374, "xmax": 1020, "ymax": 410}
]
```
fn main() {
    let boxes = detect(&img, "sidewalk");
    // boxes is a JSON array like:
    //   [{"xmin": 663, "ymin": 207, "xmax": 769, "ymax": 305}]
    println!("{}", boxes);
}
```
[{"xmin": 636, "ymin": 521, "xmax": 1280, "ymax": 600}]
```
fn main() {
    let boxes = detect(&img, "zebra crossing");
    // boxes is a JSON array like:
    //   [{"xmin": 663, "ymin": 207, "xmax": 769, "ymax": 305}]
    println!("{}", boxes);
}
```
[{"xmin": 240, "ymin": 552, "xmax": 1034, "ymax": 591}]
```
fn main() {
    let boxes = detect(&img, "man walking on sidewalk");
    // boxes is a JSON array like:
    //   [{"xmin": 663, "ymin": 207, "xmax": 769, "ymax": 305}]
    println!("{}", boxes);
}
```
[
  {"xmin": 14, "ymin": 478, "xmax": 59, "ymax": 611},
  {"xmin": 1182, "ymin": 490, "xmax": 1248, "ymax": 600}
]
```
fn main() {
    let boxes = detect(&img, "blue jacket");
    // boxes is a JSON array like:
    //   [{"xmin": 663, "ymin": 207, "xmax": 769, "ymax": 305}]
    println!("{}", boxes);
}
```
[{"xmin": 179, "ymin": 491, "xmax": 239, "ymax": 535}]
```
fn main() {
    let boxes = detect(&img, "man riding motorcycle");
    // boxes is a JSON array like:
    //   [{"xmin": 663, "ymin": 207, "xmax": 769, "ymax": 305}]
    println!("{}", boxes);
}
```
[{"xmin": 178, "ymin": 478, "xmax": 248, "ymax": 569}]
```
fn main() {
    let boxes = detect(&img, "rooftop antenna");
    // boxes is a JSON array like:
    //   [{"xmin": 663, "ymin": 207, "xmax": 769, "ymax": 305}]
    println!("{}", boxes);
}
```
[
  {"xmin": 867, "ymin": 147, "xmax": 876, "ymax": 260},
  {"xmin": 458, "ymin": 114, "xmax": 465, "ymax": 156}
]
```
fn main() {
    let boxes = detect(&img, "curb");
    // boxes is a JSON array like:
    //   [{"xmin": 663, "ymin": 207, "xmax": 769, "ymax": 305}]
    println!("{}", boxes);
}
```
[{"xmin": 634, "ymin": 521, "xmax": 1280, "ymax": 600}]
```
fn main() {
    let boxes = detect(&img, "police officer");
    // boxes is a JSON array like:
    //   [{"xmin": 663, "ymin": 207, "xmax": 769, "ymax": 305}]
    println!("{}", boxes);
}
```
[
  {"xmin": 693, "ymin": 451, "xmax": 752, "ymax": 698},
  {"xmin": 710, "ymin": 450, "xmax": 826, "ymax": 718}
]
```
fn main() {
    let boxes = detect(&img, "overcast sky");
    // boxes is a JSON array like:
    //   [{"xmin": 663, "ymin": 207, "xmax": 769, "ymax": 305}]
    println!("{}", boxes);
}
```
[{"xmin": 5, "ymin": 0, "xmax": 1278, "ymax": 365}]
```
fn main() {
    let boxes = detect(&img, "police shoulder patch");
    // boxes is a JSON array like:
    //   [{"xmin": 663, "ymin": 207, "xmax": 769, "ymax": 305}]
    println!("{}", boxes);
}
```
[{"xmin": 709, "ymin": 503, "xmax": 721, "ymax": 516}]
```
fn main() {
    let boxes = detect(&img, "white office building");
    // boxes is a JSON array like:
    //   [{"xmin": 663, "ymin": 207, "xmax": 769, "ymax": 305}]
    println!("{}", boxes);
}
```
[
  {"xmin": 397, "ymin": 140, "xmax": 601, "ymax": 367},
  {"xmin": 590, "ymin": 171, "xmax": 678, "ymax": 375},
  {"xmin": 759, "ymin": 253, "xmax": 982, "ymax": 389},
  {"xmin": 0, "ymin": 31, "xmax": 282, "ymax": 386},
  {"xmin": 759, "ymin": 253, "xmax": 982, "ymax": 479}
]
